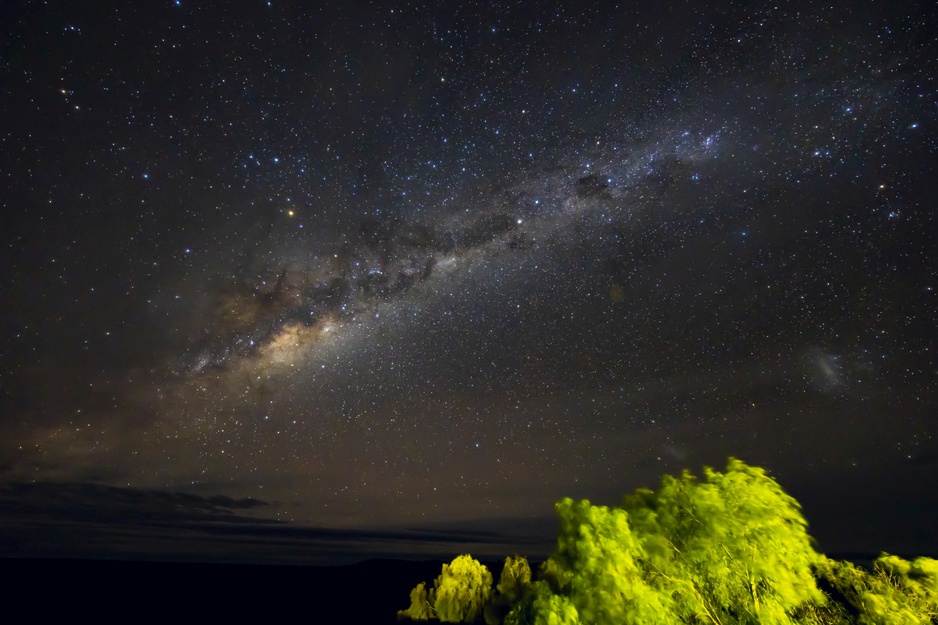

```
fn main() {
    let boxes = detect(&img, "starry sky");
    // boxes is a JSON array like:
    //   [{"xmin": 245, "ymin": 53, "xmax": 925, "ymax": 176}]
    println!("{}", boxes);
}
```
[{"xmin": 1, "ymin": 0, "xmax": 936, "ymax": 563}]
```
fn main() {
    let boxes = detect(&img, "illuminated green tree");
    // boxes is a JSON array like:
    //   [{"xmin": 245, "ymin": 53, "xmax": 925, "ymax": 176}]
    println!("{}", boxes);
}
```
[
  {"xmin": 399, "ymin": 581, "xmax": 434, "ymax": 621},
  {"xmin": 505, "ymin": 459, "xmax": 826, "ymax": 625},
  {"xmin": 621, "ymin": 457, "xmax": 826, "ymax": 624},
  {"xmin": 504, "ymin": 581, "xmax": 581, "ymax": 625},
  {"xmin": 433, "ymin": 554, "xmax": 495, "ymax": 623},
  {"xmin": 486, "ymin": 556, "xmax": 533, "ymax": 624},
  {"xmin": 399, "ymin": 554, "xmax": 494, "ymax": 623},
  {"xmin": 527, "ymin": 498, "xmax": 681, "ymax": 625},
  {"xmin": 399, "ymin": 460, "xmax": 937, "ymax": 625},
  {"xmin": 498, "ymin": 556, "xmax": 532, "ymax": 602},
  {"xmin": 816, "ymin": 554, "xmax": 938, "ymax": 624}
]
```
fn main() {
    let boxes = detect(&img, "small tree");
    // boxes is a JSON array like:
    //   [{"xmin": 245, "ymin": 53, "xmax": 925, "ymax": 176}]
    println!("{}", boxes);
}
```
[
  {"xmin": 486, "ymin": 556, "xmax": 533, "ymax": 624},
  {"xmin": 497, "ymin": 556, "xmax": 532, "ymax": 603},
  {"xmin": 433, "ymin": 555, "xmax": 494, "ymax": 623},
  {"xmin": 399, "ymin": 555, "xmax": 494, "ymax": 623},
  {"xmin": 399, "ymin": 581, "xmax": 434, "ymax": 621}
]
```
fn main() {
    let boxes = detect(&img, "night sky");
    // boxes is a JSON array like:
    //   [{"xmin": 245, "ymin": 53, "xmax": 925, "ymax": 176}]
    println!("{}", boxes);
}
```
[{"xmin": 1, "ymin": 1, "xmax": 936, "ymax": 563}]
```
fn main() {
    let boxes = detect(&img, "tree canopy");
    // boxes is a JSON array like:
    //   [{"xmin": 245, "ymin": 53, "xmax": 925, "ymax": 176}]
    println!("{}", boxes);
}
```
[
  {"xmin": 398, "ymin": 554, "xmax": 494, "ymax": 623},
  {"xmin": 398, "ymin": 458, "xmax": 938, "ymax": 625}
]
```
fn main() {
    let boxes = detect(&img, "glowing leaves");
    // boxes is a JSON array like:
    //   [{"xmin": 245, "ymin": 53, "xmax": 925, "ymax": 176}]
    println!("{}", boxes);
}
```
[
  {"xmin": 620, "ymin": 458, "xmax": 825, "ymax": 625},
  {"xmin": 398, "ymin": 555, "xmax": 494, "ymax": 624},
  {"xmin": 535, "ymin": 498, "xmax": 680, "ymax": 625},
  {"xmin": 507, "ymin": 459, "xmax": 825, "ymax": 625},
  {"xmin": 400, "ymin": 460, "xmax": 936, "ymax": 624},
  {"xmin": 488, "ymin": 556, "xmax": 534, "ymax": 624},
  {"xmin": 433, "ymin": 555, "xmax": 495, "ymax": 623},
  {"xmin": 504, "ymin": 582, "xmax": 581, "ymax": 625},
  {"xmin": 497, "ymin": 555, "xmax": 532, "ymax": 603},
  {"xmin": 399, "ymin": 581, "xmax": 434, "ymax": 621},
  {"xmin": 816, "ymin": 554, "xmax": 938, "ymax": 625}
]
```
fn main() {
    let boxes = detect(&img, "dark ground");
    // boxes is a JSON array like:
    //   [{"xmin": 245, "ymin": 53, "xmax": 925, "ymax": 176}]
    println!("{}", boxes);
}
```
[
  {"xmin": 2, "ymin": 557, "xmax": 470, "ymax": 622},
  {"xmin": 4, "ymin": 552, "xmax": 926, "ymax": 620}
]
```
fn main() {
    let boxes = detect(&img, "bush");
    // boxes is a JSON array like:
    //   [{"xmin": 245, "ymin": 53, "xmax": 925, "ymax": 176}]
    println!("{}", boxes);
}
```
[
  {"xmin": 399, "ymin": 581, "xmax": 434, "ymax": 621},
  {"xmin": 399, "ymin": 555, "xmax": 493, "ymax": 623}
]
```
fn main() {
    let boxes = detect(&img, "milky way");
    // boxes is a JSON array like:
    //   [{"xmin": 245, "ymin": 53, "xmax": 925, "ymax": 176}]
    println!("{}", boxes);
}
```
[
  {"xmin": 175, "ymin": 124, "xmax": 723, "ymax": 376},
  {"xmin": 1, "ymin": 1, "xmax": 936, "ymax": 557}
]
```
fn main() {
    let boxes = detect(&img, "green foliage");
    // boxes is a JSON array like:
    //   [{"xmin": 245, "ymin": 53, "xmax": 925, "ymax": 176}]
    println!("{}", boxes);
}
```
[
  {"xmin": 503, "ymin": 581, "xmax": 581, "ymax": 625},
  {"xmin": 505, "ymin": 459, "xmax": 826, "ymax": 625},
  {"xmin": 486, "ymin": 556, "xmax": 534, "ymax": 625},
  {"xmin": 498, "ymin": 555, "xmax": 533, "ymax": 603},
  {"xmin": 399, "ymin": 555, "xmax": 494, "ymax": 623},
  {"xmin": 789, "ymin": 596, "xmax": 853, "ymax": 625},
  {"xmin": 622, "ymin": 457, "xmax": 826, "ymax": 625},
  {"xmin": 536, "ymin": 498, "xmax": 681, "ymax": 625},
  {"xmin": 398, "ymin": 459, "xmax": 937, "ymax": 625},
  {"xmin": 817, "ymin": 554, "xmax": 938, "ymax": 625},
  {"xmin": 433, "ymin": 555, "xmax": 495, "ymax": 623},
  {"xmin": 399, "ymin": 581, "xmax": 434, "ymax": 621}
]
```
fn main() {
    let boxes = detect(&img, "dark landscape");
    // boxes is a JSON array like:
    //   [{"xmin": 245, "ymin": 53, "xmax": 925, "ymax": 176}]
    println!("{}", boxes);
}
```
[{"xmin": 2, "ymin": 557, "xmax": 448, "ymax": 622}]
